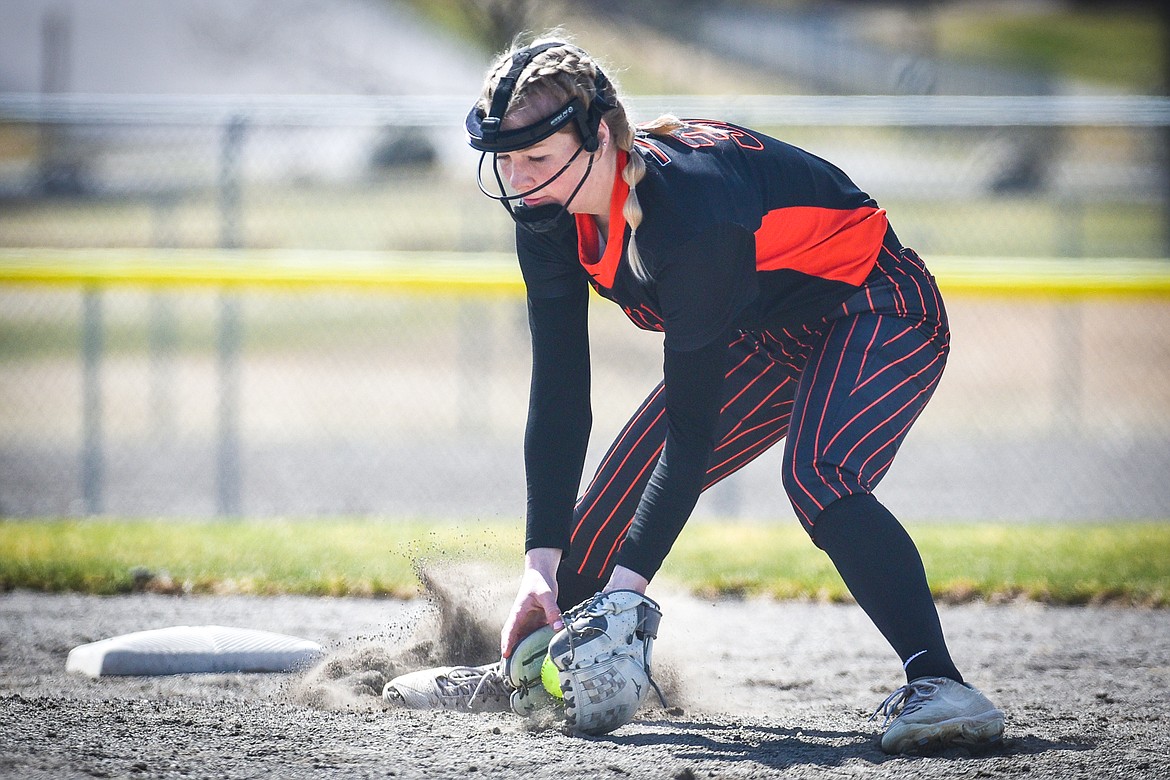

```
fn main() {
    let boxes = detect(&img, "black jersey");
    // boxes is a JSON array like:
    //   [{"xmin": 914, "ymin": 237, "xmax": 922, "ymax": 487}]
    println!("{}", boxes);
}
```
[
  {"xmin": 518, "ymin": 120, "xmax": 890, "ymax": 348},
  {"xmin": 517, "ymin": 121, "xmax": 894, "ymax": 568}
]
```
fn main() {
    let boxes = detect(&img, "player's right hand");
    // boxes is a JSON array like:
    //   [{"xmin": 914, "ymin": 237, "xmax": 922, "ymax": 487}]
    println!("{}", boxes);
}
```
[{"xmin": 500, "ymin": 549, "xmax": 563, "ymax": 658}]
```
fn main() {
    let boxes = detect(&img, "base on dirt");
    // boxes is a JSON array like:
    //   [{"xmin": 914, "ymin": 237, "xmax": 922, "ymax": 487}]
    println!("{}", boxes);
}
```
[{"xmin": 66, "ymin": 625, "xmax": 323, "ymax": 677}]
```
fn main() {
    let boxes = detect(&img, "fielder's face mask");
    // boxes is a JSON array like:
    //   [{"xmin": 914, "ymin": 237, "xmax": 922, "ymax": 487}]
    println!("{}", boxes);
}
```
[{"xmin": 466, "ymin": 42, "xmax": 616, "ymax": 233}]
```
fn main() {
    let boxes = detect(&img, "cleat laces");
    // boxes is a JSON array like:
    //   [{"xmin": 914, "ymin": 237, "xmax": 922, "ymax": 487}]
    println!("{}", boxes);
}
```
[
  {"xmin": 871, "ymin": 679, "xmax": 937, "ymax": 726},
  {"xmin": 443, "ymin": 662, "xmax": 512, "ymax": 710},
  {"xmin": 456, "ymin": 664, "xmax": 512, "ymax": 711}
]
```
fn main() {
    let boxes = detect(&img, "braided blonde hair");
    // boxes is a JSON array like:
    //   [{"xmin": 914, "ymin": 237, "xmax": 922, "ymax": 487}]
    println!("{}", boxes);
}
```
[{"xmin": 477, "ymin": 36, "xmax": 682, "ymax": 283}]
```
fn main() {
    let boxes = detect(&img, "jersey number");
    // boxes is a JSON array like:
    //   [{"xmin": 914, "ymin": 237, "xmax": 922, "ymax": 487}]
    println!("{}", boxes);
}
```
[{"xmin": 671, "ymin": 121, "xmax": 764, "ymax": 151}]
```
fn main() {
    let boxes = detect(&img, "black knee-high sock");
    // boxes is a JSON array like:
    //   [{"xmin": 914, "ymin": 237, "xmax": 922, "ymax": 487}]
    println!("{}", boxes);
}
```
[{"xmin": 813, "ymin": 493, "xmax": 963, "ymax": 684}]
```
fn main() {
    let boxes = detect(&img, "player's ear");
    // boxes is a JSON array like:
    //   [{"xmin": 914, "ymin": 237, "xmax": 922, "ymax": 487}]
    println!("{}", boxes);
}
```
[{"xmin": 595, "ymin": 120, "xmax": 611, "ymax": 152}]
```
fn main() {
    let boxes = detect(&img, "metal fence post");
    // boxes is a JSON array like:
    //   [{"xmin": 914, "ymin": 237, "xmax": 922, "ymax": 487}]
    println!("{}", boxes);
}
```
[
  {"xmin": 81, "ymin": 288, "xmax": 103, "ymax": 514},
  {"xmin": 216, "ymin": 116, "xmax": 245, "ymax": 516}
]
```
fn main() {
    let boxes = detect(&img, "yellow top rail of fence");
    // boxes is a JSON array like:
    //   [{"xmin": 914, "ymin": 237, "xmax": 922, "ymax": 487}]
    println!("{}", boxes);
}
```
[
  {"xmin": 1, "ymin": 248, "xmax": 1168, "ymax": 298},
  {"xmin": 0, "ymin": 248, "xmax": 525, "ymax": 295}
]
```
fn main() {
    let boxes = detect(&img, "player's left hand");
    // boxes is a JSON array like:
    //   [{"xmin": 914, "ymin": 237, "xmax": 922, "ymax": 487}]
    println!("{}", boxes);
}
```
[{"xmin": 603, "ymin": 564, "xmax": 650, "ymax": 594}]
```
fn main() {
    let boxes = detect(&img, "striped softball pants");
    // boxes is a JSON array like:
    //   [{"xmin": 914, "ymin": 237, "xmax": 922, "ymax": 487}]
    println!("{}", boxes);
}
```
[{"xmin": 556, "ymin": 242, "xmax": 951, "ymax": 609}]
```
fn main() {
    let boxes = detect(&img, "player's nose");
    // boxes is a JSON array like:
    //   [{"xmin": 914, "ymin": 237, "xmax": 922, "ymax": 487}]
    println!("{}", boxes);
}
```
[
  {"xmin": 509, "ymin": 158, "xmax": 545, "ymax": 190},
  {"xmin": 506, "ymin": 165, "xmax": 533, "ymax": 191}
]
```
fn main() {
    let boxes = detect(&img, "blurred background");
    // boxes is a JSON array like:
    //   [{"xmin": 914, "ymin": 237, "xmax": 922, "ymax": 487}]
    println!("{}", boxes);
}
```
[{"xmin": 1, "ymin": 0, "xmax": 1167, "ymax": 524}]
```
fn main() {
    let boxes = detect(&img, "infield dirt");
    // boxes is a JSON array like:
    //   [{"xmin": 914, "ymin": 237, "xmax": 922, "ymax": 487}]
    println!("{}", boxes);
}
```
[{"xmin": 2, "ymin": 563, "xmax": 1167, "ymax": 779}]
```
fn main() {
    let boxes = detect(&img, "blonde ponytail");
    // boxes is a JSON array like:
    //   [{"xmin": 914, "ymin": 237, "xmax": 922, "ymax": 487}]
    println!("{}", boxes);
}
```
[{"xmin": 615, "ymin": 114, "xmax": 685, "ymax": 282}]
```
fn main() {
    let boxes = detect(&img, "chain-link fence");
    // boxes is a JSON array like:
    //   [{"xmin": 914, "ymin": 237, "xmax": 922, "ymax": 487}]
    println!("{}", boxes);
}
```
[
  {"xmin": 2, "ymin": 95, "xmax": 1168, "ymax": 522},
  {"xmin": 3, "ymin": 94, "xmax": 1168, "ymax": 256}
]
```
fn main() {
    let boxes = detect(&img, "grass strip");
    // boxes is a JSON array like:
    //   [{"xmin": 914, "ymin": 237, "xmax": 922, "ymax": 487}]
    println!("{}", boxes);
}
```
[
  {"xmin": 0, "ymin": 518, "xmax": 513, "ymax": 599},
  {"xmin": 1, "ymin": 518, "xmax": 1166, "ymax": 607},
  {"xmin": 665, "ymin": 522, "xmax": 1170, "ymax": 607}
]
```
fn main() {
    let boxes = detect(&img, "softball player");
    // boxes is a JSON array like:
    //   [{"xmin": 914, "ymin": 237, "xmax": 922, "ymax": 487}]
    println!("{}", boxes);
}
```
[{"xmin": 386, "ymin": 38, "xmax": 1004, "ymax": 755}]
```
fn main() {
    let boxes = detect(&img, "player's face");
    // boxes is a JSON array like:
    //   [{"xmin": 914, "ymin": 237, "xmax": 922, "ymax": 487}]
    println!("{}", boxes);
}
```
[{"xmin": 495, "ymin": 129, "xmax": 591, "ymax": 209}]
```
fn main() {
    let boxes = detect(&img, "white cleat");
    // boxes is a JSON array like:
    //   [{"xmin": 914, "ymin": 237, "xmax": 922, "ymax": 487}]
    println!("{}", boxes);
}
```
[
  {"xmin": 382, "ymin": 662, "xmax": 512, "ymax": 712},
  {"xmin": 873, "ymin": 676, "xmax": 1005, "ymax": 754}
]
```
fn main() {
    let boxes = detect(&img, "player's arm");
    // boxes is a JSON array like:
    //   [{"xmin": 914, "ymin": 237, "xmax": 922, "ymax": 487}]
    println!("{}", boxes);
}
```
[
  {"xmin": 503, "ymin": 224, "xmax": 591, "ymax": 656},
  {"xmin": 611, "ymin": 222, "xmax": 756, "ymax": 583},
  {"xmin": 523, "ymin": 283, "xmax": 591, "ymax": 554},
  {"xmin": 514, "ymin": 219, "xmax": 593, "ymax": 556},
  {"xmin": 611, "ymin": 335, "xmax": 729, "ymax": 582},
  {"xmin": 500, "ymin": 287, "xmax": 590, "ymax": 656}
]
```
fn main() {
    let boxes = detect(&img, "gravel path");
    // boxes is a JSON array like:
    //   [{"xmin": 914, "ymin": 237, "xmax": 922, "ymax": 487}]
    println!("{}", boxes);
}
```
[{"xmin": 2, "ymin": 576, "xmax": 1168, "ymax": 779}]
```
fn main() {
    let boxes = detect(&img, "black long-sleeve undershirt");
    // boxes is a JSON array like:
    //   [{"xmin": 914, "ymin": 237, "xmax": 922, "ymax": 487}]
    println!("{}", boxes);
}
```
[
  {"xmin": 523, "ymin": 287, "xmax": 592, "ymax": 553},
  {"xmin": 615, "ymin": 333, "xmax": 730, "ymax": 579},
  {"xmin": 523, "ymin": 276, "xmax": 731, "ymax": 579}
]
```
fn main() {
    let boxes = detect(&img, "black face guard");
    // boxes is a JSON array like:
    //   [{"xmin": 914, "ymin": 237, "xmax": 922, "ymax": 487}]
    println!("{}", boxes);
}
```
[
  {"xmin": 473, "ymin": 146, "xmax": 594, "ymax": 234},
  {"xmin": 465, "ymin": 42, "xmax": 616, "ymax": 233}
]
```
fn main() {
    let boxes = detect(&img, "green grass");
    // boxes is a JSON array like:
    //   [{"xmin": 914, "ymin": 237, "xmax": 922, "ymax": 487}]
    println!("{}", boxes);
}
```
[
  {"xmin": 407, "ymin": 2, "xmax": 1161, "ymax": 93},
  {"xmin": 0, "ymin": 519, "xmax": 512, "ymax": 599},
  {"xmin": 934, "ymin": 8, "xmax": 1163, "ymax": 92},
  {"xmin": 665, "ymin": 522, "xmax": 1170, "ymax": 607},
  {"xmin": 740, "ymin": 2, "xmax": 1161, "ymax": 93},
  {"xmin": 2, "ymin": 518, "xmax": 1167, "ymax": 607}
]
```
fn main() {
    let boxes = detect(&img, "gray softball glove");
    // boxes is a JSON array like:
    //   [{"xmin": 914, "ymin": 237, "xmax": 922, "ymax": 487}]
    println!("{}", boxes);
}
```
[{"xmin": 546, "ymin": 589, "xmax": 666, "ymax": 735}]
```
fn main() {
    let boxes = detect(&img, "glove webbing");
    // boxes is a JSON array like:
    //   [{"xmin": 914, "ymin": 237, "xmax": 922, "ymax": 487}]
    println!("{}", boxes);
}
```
[
  {"xmin": 635, "ymin": 602, "xmax": 667, "ymax": 708},
  {"xmin": 636, "ymin": 601, "xmax": 662, "ymax": 640}
]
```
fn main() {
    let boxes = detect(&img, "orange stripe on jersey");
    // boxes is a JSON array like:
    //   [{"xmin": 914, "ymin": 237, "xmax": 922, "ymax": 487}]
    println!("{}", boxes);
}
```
[
  {"xmin": 576, "ymin": 151, "xmax": 630, "ymax": 289},
  {"xmin": 755, "ymin": 205, "xmax": 887, "ymax": 286}
]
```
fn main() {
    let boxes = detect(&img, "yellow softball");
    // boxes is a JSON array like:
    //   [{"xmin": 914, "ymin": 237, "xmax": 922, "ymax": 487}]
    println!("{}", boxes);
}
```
[{"xmin": 540, "ymin": 653, "xmax": 563, "ymax": 699}]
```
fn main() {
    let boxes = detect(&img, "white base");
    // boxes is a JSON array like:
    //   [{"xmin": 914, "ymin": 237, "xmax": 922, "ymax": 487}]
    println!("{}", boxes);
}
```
[{"xmin": 66, "ymin": 625, "xmax": 323, "ymax": 677}]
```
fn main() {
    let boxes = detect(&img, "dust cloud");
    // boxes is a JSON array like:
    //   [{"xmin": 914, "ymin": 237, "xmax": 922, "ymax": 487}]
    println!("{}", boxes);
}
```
[{"xmin": 293, "ymin": 559, "xmax": 513, "ymax": 711}]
